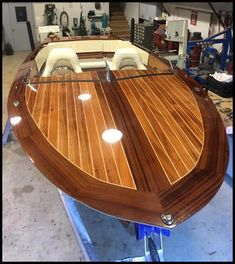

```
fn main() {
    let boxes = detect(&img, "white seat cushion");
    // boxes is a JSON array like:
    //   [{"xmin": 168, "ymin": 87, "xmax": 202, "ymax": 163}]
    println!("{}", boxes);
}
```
[
  {"xmin": 108, "ymin": 48, "xmax": 147, "ymax": 70},
  {"xmin": 42, "ymin": 48, "xmax": 82, "ymax": 77}
]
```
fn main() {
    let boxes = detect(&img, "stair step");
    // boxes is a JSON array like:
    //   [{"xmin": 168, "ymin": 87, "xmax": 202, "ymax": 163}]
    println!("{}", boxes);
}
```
[
  {"xmin": 111, "ymin": 24, "xmax": 129, "ymax": 30},
  {"xmin": 110, "ymin": 24, "xmax": 129, "ymax": 29},
  {"xmin": 110, "ymin": 2, "xmax": 121, "ymax": 6},
  {"xmin": 110, "ymin": 7, "xmax": 123, "ymax": 12},
  {"xmin": 113, "ymin": 33, "xmax": 130, "ymax": 40},
  {"xmin": 110, "ymin": 11, "xmax": 124, "ymax": 16},
  {"xmin": 109, "ymin": 20, "xmax": 129, "ymax": 25},
  {"xmin": 110, "ymin": 22, "xmax": 129, "ymax": 28},
  {"xmin": 110, "ymin": 15, "xmax": 126, "ymax": 21},
  {"xmin": 112, "ymin": 28, "xmax": 130, "ymax": 33},
  {"xmin": 110, "ymin": 26, "xmax": 130, "ymax": 31}
]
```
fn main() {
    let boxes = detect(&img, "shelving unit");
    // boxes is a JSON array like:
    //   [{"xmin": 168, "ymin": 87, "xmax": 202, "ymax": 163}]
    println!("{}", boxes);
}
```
[{"xmin": 133, "ymin": 23, "xmax": 154, "ymax": 51}]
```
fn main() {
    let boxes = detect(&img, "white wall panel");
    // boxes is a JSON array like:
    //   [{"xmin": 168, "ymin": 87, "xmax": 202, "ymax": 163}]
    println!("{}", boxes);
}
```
[{"xmin": 33, "ymin": 2, "xmax": 109, "ymax": 41}]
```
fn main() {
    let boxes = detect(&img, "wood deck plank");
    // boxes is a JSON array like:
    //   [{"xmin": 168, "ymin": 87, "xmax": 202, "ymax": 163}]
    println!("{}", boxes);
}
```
[
  {"xmin": 26, "ymin": 85, "xmax": 37, "ymax": 114},
  {"xmin": 99, "ymin": 71, "xmax": 170, "ymax": 192},
  {"xmin": 31, "ymin": 78, "xmax": 46, "ymax": 126},
  {"xmin": 128, "ymin": 71, "xmax": 200, "ymax": 169},
  {"xmin": 57, "ymin": 78, "xmax": 68, "ymax": 157},
  {"xmin": 159, "ymin": 75, "xmax": 203, "ymax": 126},
  {"xmin": 40, "ymin": 81, "xmax": 51, "ymax": 138},
  {"xmin": 65, "ymin": 74, "xmax": 80, "ymax": 167},
  {"xmin": 113, "ymin": 70, "xmax": 204, "ymax": 184},
  {"xmin": 77, "ymin": 77, "xmax": 107, "ymax": 181},
  {"xmin": 91, "ymin": 73, "xmax": 136, "ymax": 189},
  {"xmin": 47, "ymin": 76, "xmax": 59, "ymax": 148},
  {"xmin": 72, "ymin": 80, "xmax": 94, "ymax": 176},
  {"xmin": 145, "ymin": 76, "xmax": 203, "ymax": 160},
  {"xmin": 82, "ymin": 73, "xmax": 121, "ymax": 185},
  {"xmin": 118, "ymin": 77, "xmax": 181, "ymax": 183},
  {"xmin": 138, "ymin": 76, "xmax": 203, "ymax": 152}
]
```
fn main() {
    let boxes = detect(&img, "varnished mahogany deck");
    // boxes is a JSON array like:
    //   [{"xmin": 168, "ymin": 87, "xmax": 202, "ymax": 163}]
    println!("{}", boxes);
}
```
[
  {"xmin": 25, "ymin": 70, "xmax": 204, "ymax": 191},
  {"xmin": 8, "ymin": 40, "xmax": 229, "ymax": 228}
]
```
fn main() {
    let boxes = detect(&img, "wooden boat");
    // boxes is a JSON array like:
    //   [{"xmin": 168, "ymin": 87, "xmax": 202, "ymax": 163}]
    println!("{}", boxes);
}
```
[{"xmin": 7, "ymin": 35, "xmax": 229, "ymax": 228}]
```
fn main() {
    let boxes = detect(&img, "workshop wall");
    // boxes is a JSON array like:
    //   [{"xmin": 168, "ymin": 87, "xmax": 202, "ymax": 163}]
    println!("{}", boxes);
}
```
[
  {"xmin": 139, "ymin": 3, "xmax": 162, "ymax": 22},
  {"xmin": 33, "ymin": 2, "xmax": 109, "ymax": 41},
  {"xmin": 121, "ymin": 2, "xmax": 140, "ymax": 26},
  {"xmin": 164, "ymin": 2, "xmax": 233, "ymax": 53},
  {"xmin": 165, "ymin": 4, "xmax": 212, "ymax": 39},
  {"xmin": 164, "ymin": 2, "xmax": 233, "ymax": 39},
  {"xmin": 2, "ymin": 3, "xmax": 14, "ymax": 46},
  {"xmin": 122, "ymin": 3, "xmax": 162, "ymax": 26}
]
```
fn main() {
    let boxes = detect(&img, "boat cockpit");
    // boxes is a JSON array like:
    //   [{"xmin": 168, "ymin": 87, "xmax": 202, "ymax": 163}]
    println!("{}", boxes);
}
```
[{"xmin": 29, "ymin": 38, "xmax": 170, "ymax": 79}]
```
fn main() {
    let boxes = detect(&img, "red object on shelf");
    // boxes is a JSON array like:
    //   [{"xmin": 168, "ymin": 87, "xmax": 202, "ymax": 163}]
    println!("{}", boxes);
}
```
[
  {"xmin": 227, "ymin": 61, "xmax": 233, "ymax": 75},
  {"xmin": 189, "ymin": 32, "xmax": 203, "ymax": 68}
]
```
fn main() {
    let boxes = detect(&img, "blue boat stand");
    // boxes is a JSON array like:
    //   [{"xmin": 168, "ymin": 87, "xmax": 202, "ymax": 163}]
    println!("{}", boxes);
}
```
[
  {"xmin": 4, "ymin": 120, "xmax": 231, "ymax": 261},
  {"xmin": 58, "ymin": 189, "xmax": 170, "ymax": 262},
  {"xmin": 3, "ymin": 118, "xmax": 170, "ymax": 261},
  {"xmin": 116, "ymin": 224, "xmax": 170, "ymax": 262},
  {"xmin": 2, "ymin": 119, "xmax": 11, "ymax": 145}
]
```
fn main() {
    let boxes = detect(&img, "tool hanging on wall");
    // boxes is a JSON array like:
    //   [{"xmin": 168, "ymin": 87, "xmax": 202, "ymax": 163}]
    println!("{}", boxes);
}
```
[
  {"xmin": 72, "ymin": 18, "xmax": 79, "ymax": 36},
  {"xmin": 90, "ymin": 21, "xmax": 100, "ymax": 35},
  {"xmin": 44, "ymin": 4, "xmax": 57, "ymax": 25},
  {"xmin": 87, "ymin": 10, "xmax": 101, "ymax": 35},
  {"xmin": 60, "ymin": 10, "xmax": 71, "ymax": 36},
  {"xmin": 95, "ymin": 2, "xmax": 101, "ymax": 10},
  {"xmin": 77, "ymin": 11, "xmax": 87, "ymax": 36}
]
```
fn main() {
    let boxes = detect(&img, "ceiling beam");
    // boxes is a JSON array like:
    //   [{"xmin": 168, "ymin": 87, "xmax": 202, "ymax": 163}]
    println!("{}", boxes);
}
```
[
  {"xmin": 155, "ymin": 2, "xmax": 170, "ymax": 17},
  {"xmin": 208, "ymin": 2, "xmax": 225, "ymax": 28}
]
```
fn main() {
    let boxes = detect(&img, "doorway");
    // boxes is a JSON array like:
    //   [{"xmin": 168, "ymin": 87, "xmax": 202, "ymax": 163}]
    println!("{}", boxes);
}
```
[{"xmin": 3, "ymin": 2, "xmax": 36, "ymax": 51}]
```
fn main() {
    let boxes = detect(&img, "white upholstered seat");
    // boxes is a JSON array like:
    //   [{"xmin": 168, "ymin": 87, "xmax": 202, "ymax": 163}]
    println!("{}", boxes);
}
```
[
  {"xmin": 42, "ymin": 48, "xmax": 82, "ymax": 77},
  {"xmin": 107, "ymin": 48, "xmax": 147, "ymax": 70}
]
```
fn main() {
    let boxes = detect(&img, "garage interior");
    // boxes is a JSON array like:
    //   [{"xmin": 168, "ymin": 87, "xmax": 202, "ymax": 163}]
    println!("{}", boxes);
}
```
[{"xmin": 2, "ymin": 2, "xmax": 233, "ymax": 262}]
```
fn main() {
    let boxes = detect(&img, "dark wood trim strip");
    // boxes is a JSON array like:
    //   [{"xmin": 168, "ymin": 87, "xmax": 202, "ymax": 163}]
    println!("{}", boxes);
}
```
[
  {"xmin": 65, "ymin": 74, "xmax": 80, "ymax": 166},
  {"xmin": 72, "ymin": 77, "xmax": 94, "ymax": 176},
  {"xmin": 97, "ymin": 70, "xmax": 170, "ymax": 192},
  {"xmin": 91, "ymin": 72, "xmax": 136, "ymax": 189}
]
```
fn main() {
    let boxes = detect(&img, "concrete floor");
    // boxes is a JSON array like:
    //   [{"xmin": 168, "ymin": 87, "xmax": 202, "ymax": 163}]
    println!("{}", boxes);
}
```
[
  {"xmin": 2, "ymin": 51, "xmax": 28, "ymax": 129},
  {"xmin": 3, "ymin": 52, "xmax": 85, "ymax": 261},
  {"xmin": 72, "ymin": 179, "xmax": 232, "ymax": 261},
  {"xmin": 3, "ymin": 138, "xmax": 85, "ymax": 261},
  {"xmin": 2, "ymin": 51, "xmax": 233, "ymax": 261},
  {"xmin": 3, "ymin": 132, "xmax": 233, "ymax": 261}
]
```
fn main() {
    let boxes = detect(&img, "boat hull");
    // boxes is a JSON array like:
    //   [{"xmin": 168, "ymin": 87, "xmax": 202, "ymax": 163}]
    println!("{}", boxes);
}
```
[{"xmin": 7, "ymin": 37, "xmax": 229, "ymax": 228}]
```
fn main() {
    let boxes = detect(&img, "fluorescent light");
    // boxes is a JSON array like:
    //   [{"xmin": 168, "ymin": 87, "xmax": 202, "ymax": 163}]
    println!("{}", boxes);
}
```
[
  {"xmin": 78, "ymin": 93, "xmax": 91, "ymax": 101},
  {"xmin": 10, "ymin": 116, "xmax": 22, "ymax": 126},
  {"xmin": 102, "ymin": 129, "xmax": 123, "ymax": 143}
]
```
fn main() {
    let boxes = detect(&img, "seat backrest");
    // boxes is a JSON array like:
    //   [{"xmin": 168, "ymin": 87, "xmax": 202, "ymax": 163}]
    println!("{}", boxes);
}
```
[
  {"xmin": 42, "ymin": 48, "xmax": 82, "ymax": 77},
  {"xmin": 109, "ymin": 48, "xmax": 147, "ymax": 70}
]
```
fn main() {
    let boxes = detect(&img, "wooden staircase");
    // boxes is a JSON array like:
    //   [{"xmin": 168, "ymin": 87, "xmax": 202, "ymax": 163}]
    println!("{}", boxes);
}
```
[{"xmin": 109, "ymin": 3, "xmax": 130, "ymax": 40}]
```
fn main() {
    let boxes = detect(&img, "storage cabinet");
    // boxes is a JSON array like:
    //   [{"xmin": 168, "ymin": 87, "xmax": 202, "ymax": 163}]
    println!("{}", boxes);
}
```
[{"xmin": 134, "ymin": 23, "xmax": 154, "ymax": 51}]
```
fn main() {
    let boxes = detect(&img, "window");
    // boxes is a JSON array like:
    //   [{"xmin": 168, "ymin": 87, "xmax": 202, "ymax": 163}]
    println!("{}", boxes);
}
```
[{"xmin": 15, "ymin": 6, "xmax": 27, "ymax": 22}]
